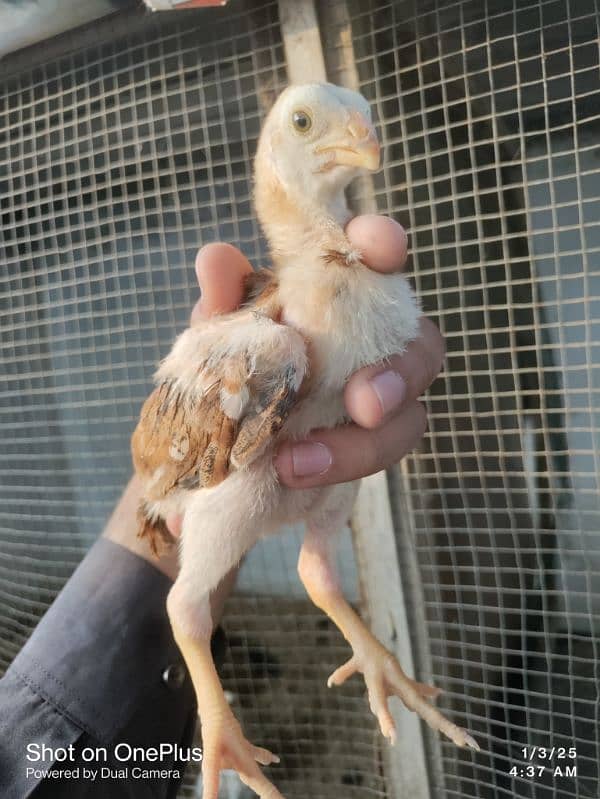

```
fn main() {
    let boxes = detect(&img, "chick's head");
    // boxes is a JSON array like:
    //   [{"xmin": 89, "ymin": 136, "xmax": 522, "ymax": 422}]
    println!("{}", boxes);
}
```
[{"xmin": 255, "ymin": 83, "xmax": 380, "ymax": 213}]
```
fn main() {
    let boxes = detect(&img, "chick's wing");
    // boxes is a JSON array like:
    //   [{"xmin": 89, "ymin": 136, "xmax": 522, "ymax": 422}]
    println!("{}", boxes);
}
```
[{"xmin": 132, "ymin": 283, "xmax": 307, "ymax": 502}]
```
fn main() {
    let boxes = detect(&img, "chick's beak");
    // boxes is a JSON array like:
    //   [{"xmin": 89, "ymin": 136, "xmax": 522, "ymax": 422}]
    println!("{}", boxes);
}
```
[{"xmin": 316, "ymin": 110, "xmax": 380, "ymax": 171}]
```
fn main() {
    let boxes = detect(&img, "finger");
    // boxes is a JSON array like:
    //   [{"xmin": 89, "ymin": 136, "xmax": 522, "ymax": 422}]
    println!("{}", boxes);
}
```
[
  {"xmin": 274, "ymin": 400, "xmax": 427, "ymax": 489},
  {"xmin": 345, "ymin": 215, "xmax": 408, "ymax": 274},
  {"xmin": 191, "ymin": 243, "xmax": 253, "ymax": 323},
  {"xmin": 344, "ymin": 317, "xmax": 445, "ymax": 429}
]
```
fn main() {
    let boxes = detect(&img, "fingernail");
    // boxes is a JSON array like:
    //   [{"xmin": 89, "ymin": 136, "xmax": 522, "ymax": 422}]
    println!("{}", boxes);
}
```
[
  {"xmin": 369, "ymin": 371, "xmax": 406, "ymax": 416},
  {"xmin": 290, "ymin": 442, "xmax": 332, "ymax": 477}
]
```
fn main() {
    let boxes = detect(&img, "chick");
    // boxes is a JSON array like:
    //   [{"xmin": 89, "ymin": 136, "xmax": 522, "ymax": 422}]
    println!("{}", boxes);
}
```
[{"xmin": 132, "ymin": 83, "xmax": 478, "ymax": 799}]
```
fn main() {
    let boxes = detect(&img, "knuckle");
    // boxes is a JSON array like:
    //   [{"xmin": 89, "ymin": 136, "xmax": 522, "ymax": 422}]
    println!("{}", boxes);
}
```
[{"xmin": 337, "ymin": 430, "xmax": 381, "ymax": 481}]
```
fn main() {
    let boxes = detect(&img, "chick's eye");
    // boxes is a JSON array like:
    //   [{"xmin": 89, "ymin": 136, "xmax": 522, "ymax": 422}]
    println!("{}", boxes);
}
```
[{"xmin": 292, "ymin": 110, "xmax": 312, "ymax": 134}]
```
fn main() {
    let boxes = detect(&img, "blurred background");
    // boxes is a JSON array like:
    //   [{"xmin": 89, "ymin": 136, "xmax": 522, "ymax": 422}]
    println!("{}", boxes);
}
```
[{"xmin": 0, "ymin": 1, "xmax": 598, "ymax": 797}]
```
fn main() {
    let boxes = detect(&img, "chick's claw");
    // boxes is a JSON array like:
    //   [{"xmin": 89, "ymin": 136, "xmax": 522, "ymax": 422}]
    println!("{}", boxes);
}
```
[
  {"xmin": 327, "ymin": 638, "xmax": 479, "ymax": 752},
  {"xmin": 201, "ymin": 713, "xmax": 282, "ymax": 799}
]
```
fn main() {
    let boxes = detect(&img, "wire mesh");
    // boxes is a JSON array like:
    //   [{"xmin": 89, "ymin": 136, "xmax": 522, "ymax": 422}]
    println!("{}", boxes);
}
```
[
  {"xmin": 0, "ymin": 4, "xmax": 380, "ymax": 798},
  {"xmin": 340, "ymin": 0, "xmax": 600, "ymax": 796},
  {"xmin": 0, "ymin": 0, "xmax": 284, "ymax": 653},
  {"xmin": 2, "ymin": 1, "xmax": 600, "ymax": 798}
]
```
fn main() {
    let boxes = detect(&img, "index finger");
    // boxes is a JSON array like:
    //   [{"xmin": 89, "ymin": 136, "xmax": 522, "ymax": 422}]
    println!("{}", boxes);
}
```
[
  {"xmin": 191, "ymin": 242, "xmax": 253, "ymax": 323},
  {"xmin": 346, "ymin": 214, "xmax": 408, "ymax": 274}
]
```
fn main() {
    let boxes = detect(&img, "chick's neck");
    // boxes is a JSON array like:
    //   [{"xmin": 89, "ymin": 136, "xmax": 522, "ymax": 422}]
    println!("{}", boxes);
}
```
[{"xmin": 254, "ymin": 163, "xmax": 353, "ymax": 272}]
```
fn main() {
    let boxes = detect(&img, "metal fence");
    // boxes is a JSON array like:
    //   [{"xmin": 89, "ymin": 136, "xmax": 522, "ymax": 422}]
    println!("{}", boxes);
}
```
[
  {"xmin": 1, "ymin": 1, "xmax": 599, "ymax": 798},
  {"xmin": 342, "ymin": 1, "xmax": 600, "ymax": 797}
]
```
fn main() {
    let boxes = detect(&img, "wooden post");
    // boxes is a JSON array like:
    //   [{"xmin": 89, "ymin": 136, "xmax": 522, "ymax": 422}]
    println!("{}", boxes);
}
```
[
  {"xmin": 278, "ymin": 0, "xmax": 327, "ymax": 84},
  {"xmin": 316, "ymin": 0, "xmax": 377, "ymax": 214},
  {"xmin": 353, "ymin": 473, "xmax": 432, "ymax": 799}
]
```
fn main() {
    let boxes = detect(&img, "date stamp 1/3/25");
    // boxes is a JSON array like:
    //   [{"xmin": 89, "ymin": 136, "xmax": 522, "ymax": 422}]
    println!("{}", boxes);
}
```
[{"xmin": 509, "ymin": 747, "xmax": 578, "ymax": 780}]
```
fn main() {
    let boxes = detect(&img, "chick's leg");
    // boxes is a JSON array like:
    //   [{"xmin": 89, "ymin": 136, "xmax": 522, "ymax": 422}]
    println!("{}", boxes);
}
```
[
  {"xmin": 168, "ymin": 614, "xmax": 281, "ymax": 799},
  {"xmin": 167, "ymin": 477, "xmax": 283, "ymax": 799},
  {"xmin": 298, "ymin": 508, "xmax": 479, "ymax": 752}
]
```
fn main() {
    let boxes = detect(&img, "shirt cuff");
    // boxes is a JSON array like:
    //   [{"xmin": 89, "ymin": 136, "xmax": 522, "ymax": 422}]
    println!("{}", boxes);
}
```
[{"xmin": 7, "ymin": 538, "xmax": 201, "ymax": 745}]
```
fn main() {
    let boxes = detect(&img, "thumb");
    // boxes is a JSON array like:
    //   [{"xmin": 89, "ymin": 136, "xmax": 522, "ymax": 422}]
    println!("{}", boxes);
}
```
[{"xmin": 191, "ymin": 242, "xmax": 254, "ymax": 322}]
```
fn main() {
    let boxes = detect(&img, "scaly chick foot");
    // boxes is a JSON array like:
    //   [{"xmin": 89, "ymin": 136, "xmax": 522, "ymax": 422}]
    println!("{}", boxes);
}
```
[
  {"xmin": 200, "ymin": 705, "xmax": 283, "ymax": 799},
  {"xmin": 327, "ymin": 638, "xmax": 479, "ymax": 752}
]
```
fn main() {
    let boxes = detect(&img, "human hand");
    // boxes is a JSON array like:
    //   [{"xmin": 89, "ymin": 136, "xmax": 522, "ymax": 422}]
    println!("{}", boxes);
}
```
[
  {"xmin": 104, "ymin": 216, "xmax": 443, "ymax": 589},
  {"xmin": 191, "ymin": 215, "xmax": 445, "ymax": 491}
]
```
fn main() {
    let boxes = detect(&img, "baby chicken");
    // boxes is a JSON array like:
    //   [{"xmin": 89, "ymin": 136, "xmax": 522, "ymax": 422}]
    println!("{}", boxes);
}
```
[{"xmin": 132, "ymin": 83, "xmax": 478, "ymax": 799}]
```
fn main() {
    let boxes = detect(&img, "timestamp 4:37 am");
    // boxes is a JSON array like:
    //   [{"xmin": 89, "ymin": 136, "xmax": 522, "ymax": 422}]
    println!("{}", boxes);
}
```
[
  {"xmin": 509, "ymin": 764, "xmax": 577, "ymax": 778},
  {"xmin": 510, "ymin": 746, "xmax": 577, "ymax": 779}
]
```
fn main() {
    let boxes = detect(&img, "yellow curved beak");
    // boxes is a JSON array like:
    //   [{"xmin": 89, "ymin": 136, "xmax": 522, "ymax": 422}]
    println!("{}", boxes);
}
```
[{"xmin": 316, "ymin": 111, "xmax": 380, "ymax": 171}]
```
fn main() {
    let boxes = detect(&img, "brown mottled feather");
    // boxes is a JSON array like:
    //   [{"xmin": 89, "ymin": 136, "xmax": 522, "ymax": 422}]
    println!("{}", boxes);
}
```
[
  {"xmin": 242, "ymin": 268, "xmax": 275, "ymax": 304},
  {"xmin": 131, "ymin": 270, "xmax": 304, "ymax": 552},
  {"xmin": 137, "ymin": 502, "xmax": 176, "ymax": 557},
  {"xmin": 323, "ymin": 249, "xmax": 351, "ymax": 267},
  {"xmin": 231, "ymin": 365, "xmax": 299, "ymax": 466},
  {"xmin": 242, "ymin": 268, "xmax": 281, "ymax": 318},
  {"xmin": 131, "ymin": 375, "xmax": 239, "ymax": 503}
]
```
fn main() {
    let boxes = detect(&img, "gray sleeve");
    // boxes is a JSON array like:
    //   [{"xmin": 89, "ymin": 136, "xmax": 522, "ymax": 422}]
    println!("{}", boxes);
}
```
[{"xmin": 0, "ymin": 538, "xmax": 223, "ymax": 799}]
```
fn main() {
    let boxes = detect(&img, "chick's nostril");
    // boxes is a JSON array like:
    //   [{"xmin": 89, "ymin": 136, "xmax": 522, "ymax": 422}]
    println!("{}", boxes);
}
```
[
  {"xmin": 348, "ymin": 123, "xmax": 362, "ymax": 139},
  {"xmin": 347, "ymin": 110, "xmax": 371, "ymax": 140}
]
